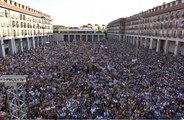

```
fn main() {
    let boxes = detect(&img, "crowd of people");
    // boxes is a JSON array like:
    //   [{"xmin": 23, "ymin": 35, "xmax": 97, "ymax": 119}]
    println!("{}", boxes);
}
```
[{"xmin": 0, "ymin": 40, "xmax": 183, "ymax": 119}]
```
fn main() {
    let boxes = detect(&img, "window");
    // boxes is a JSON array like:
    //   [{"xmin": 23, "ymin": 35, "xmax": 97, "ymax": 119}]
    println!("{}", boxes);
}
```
[
  {"xmin": 21, "ymin": 30, "xmax": 24, "ymax": 36},
  {"xmin": 13, "ymin": 30, "xmax": 16, "ymax": 37},
  {"xmin": 170, "ymin": 13, "xmax": 174, "ymax": 20},
  {"xmin": 24, "ymin": 22, "xmax": 26, "ymax": 28},
  {"xmin": 21, "ymin": 22, "xmax": 23, "ymax": 28},
  {"xmin": 180, "ymin": 21, "xmax": 184, "ymax": 28},
  {"xmin": 168, "ymin": 22, "xmax": 172, "ymax": 28},
  {"xmin": 157, "ymin": 16, "xmax": 160, "ymax": 21},
  {"xmin": 12, "ymin": 21, "xmax": 15, "ymax": 27},
  {"xmin": 165, "ymin": 14, "xmax": 169, "ymax": 21},
  {"xmin": 182, "ymin": 11, "xmax": 184, "ymax": 18},
  {"xmin": 161, "ymin": 23, "xmax": 163, "ymax": 29},
  {"xmin": 176, "ymin": 11, "xmax": 180, "ymax": 19},
  {"xmin": 20, "ymin": 14, "xmax": 22, "ymax": 20},
  {"xmin": 25, "ymin": 30, "xmax": 27, "ymax": 35},
  {"xmin": 16, "ymin": 21, "xmax": 19, "ymax": 28},
  {"xmin": 164, "ymin": 23, "xmax": 168, "ymax": 29},
  {"xmin": 175, "ymin": 22, "xmax": 178, "ymax": 28},
  {"xmin": 23, "ymin": 15, "xmax": 26, "ymax": 20},
  {"xmin": 5, "ymin": 10, "xmax": 9, "ymax": 18}
]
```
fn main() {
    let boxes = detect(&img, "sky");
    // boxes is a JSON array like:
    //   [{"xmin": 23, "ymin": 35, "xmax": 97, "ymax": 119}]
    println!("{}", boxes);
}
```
[{"xmin": 15, "ymin": 0, "xmax": 173, "ymax": 26}]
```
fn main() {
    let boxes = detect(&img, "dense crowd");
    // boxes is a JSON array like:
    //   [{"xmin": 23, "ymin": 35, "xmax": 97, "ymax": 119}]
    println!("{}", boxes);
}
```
[{"xmin": 0, "ymin": 40, "xmax": 183, "ymax": 119}]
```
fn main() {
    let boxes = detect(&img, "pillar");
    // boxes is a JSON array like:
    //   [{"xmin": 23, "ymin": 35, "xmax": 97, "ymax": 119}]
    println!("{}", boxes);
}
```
[
  {"xmin": 0, "ymin": 39, "xmax": 5, "ymax": 58},
  {"xmin": 26, "ymin": 38, "xmax": 30, "ymax": 50},
  {"xmin": 32, "ymin": 37, "xmax": 36, "ymax": 49},
  {"xmin": 74, "ymin": 35, "xmax": 76, "ymax": 41},
  {"xmin": 9, "ymin": 38, "xmax": 15, "ymax": 55},
  {"xmin": 156, "ymin": 39, "xmax": 161, "ymax": 52},
  {"xmin": 36, "ymin": 38, "xmax": 39, "ymax": 47},
  {"xmin": 50, "ymin": 35, "xmax": 54, "ymax": 41},
  {"xmin": 137, "ymin": 38, "xmax": 139, "ymax": 46},
  {"xmin": 80, "ymin": 35, "xmax": 82, "ymax": 41},
  {"xmin": 174, "ymin": 41, "xmax": 179, "ymax": 56},
  {"xmin": 149, "ymin": 38, "xmax": 153, "ymax": 49},
  {"xmin": 68, "ymin": 35, "xmax": 70, "ymax": 42},
  {"xmin": 119, "ymin": 34, "xmax": 121, "ymax": 41},
  {"xmin": 140, "ymin": 37, "xmax": 143, "ymax": 46},
  {"xmin": 164, "ymin": 40, "xmax": 169, "ymax": 54},
  {"xmin": 132, "ymin": 37, "xmax": 134, "ymax": 44},
  {"xmin": 135, "ymin": 37, "xmax": 137, "ymax": 45},
  {"xmin": 92, "ymin": 35, "xmax": 94, "ymax": 42},
  {"xmin": 144, "ymin": 38, "xmax": 147, "ymax": 48},
  {"xmin": 127, "ymin": 36, "xmax": 129, "ymax": 43},
  {"xmin": 19, "ymin": 38, "xmax": 23, "ymax": 52},
  {"xmin": 41, "ymin": 36, "xmax": 44, "ymax": 45},
  {"xmin": 86, "ymin": 35, "xmax": 88, "ymax": 41}
]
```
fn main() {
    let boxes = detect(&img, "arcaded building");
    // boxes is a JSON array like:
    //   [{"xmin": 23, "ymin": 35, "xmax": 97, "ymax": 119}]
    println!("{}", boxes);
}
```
[
  {"xmin": 54, "ymin": 26, "xmax": 105, "ymax": 42},
  {"xmin": 0, "ymin": 0, "xmax": 53, "ymax": 58},
  {"xmin": 107, "ymin": 18, "xmax": 126, "ymax": 40},
  {"xmin": 107, "ymin": 0, "xmax": 184, "ymax": 56}
]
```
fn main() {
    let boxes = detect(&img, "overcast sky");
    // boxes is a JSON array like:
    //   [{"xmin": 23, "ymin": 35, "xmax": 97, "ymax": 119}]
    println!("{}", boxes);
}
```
[{"xmin": 15, "ymin": 0, "xmax": 173, "ymax": 26}]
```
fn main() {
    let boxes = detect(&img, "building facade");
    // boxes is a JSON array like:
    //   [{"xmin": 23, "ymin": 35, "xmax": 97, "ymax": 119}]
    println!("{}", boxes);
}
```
[
  {"xmin": 107, "ymin": 18, "xmax": 126, "ymax": 40},
  {"xmin": 107, "ymin": 0, "xmax": 184, "ymax": 56},
  {"xmin": 54, "ymin": 28, "xmax": 105, "ymax": 42},
  {"xmin": 0, "ymin": 0, "xmax": 53, "ymax": 58}
]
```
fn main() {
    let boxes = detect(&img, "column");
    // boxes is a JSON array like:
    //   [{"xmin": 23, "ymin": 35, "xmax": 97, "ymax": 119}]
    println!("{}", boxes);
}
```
[
  {"xmin": 156, "ymin": 39, "xmax": 161, "ymax": 52},
  {"xmin": 137, "ymin": 38, "xmax": 139, "ymax": 46},
  {"xmin": 49, "ymin": 35, "xmax": 51, "ymax": 42},
  {"xmin": 149, "ymin": 38, "xmax": 153, "ymax": 49},
  {"xmin": 32, "ymin": 37, "xmax": 36, "ymax": 49},
  {"xmin": 41, "ymin": 36, "xmax": 44, "ymax": 45},
  {"xmin": 50, "ymin": 35, "xmax": 52, "ymax": 41},
  {"xmin": 13, "ymin": 39, "xmax": 18, "ymax": 54},
  {"xmin": 74, "ymin": 35, "xmax": 76, "ymax": 41},
  {"xmin": 9, "ymin": 38, "xmax": 15, "ymax": 55},
  {"xmin": 19, "ymin": 38, "xmax": 23, "ymax": 52},
  {"xmin": 86, "ymin": 35, "xmax": 88, "ymax": 41},
  {"xmin": 127, "ymin": 36, "xmax": 129, "ymax": 43},
  {"xmin": 129, "ymin": 36, "xmax": 131, "ymax": 43},
  {"xmin": 130, "ymin": 37, "xmax": 132, "ymax": 44},
  {"xmin": 0, "ymin": 39, "xmax": 5, "ymax": 58},
  {"xmin": 98, "ymin": 35, "xmax": 100, "ymax": 41},
  {"xmin": 119, "ymin": 34, "xmax": 121, "ymax": 41},
  {"xmin": 144, "ymin": 38, "xmax": 147, "ymax": 48},
  {"xmin": 36, "ymin": 38, "xmax": 39, "ymax": 47},
  {"xmin": 174, "ymin": 41, "xmax": 179, "ymax": 56},
  {"xmin": 135, "ymin": 37, "xmax": 137, "ymax": 45},
  {"xmin": 164, "ymin": 40, "xmax": 169, "ymax": 54},
  {"xmin": 80, "ymin": 35, "xmax": 82, "ymax": 41},
  {"xmin": 92, "ymin": 35, "xmax": 94, "ymax": 42},
  {"xmin": 132, "ymin": 37, "xmax": 134, "ymax": 44},
  {"xmin": 68, "ymin": 35, "xmax": 70, "ymax": 42},
  {"xmin": 139, "ymin": 37, "xmax": 142, "ymax": 46},
  {"xmin": 26, "ymin": 38, "xmax": 30, "ymax": 50}
]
